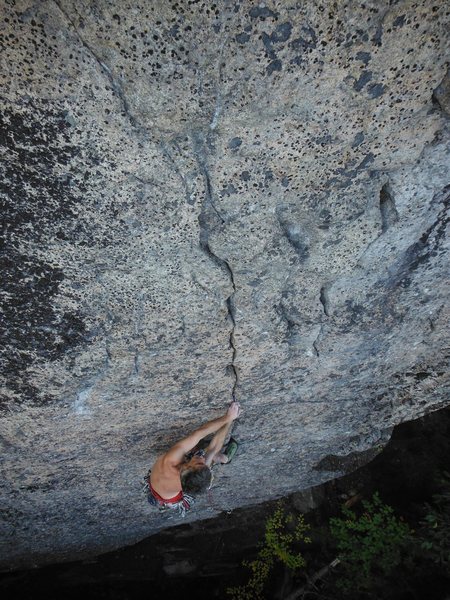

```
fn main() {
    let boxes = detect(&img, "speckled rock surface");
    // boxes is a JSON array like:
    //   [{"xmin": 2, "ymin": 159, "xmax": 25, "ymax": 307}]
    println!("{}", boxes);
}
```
[{"xmin": 0, "ymin": 0, "xmax": 449, "ymax": 570}]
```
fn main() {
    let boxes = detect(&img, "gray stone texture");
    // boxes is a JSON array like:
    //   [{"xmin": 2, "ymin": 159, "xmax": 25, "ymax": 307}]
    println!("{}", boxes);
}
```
[{"xmin": 0, "ymin": 0, "xmax": 449, "ymax": 569}]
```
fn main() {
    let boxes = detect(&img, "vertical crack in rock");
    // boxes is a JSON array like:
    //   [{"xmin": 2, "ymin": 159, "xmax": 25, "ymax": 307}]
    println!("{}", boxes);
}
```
[
  {"xmin": 379, "ymin": 182, "xmax": 399, "ymax": 233},
  {"xmin": 432, "ymin": 68, "xmax": 450, "ymax": 117},
  {"xmin": 312, "ymin": 325, "xmax": 323, "ymax": 358},
  {"xmin": 192, "ymin": 131, "xmax": 238, "ymax": 400},
  {"xmin": 319, "ymin": 284, "xmax": 331, "ymax": 317},
  {"xmin": 226, "ymin": 292, "xmax": 239, "ymax": 401},
  {"xmin": 133, "ymin": 353, "xmax": 140, "ymax": 375},
  {"xmin": 53, "ymin": 0, "xmax": 240, "ymax": 402},
  {"xmin": 192, "ymin": 132, "xmax": 226, "ymax": 224}
]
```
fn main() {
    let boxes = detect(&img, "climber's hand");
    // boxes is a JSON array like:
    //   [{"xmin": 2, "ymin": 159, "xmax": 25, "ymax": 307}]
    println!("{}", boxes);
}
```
[{"xmin": 227, "ymin": 401, "xmax": 241, "ymax": 421}]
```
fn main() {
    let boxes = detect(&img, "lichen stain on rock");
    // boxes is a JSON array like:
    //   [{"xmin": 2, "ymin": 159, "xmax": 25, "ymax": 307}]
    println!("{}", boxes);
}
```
[
  {"xmin": 0, "ymin": 252, "xmax": 86, "ymax": 407},
  {"xmin": 0, "ymin": 102, "xmax": 90, "ymax": 408},
  {"xmin": 1, "ymin": 103, "xmax": 80, "ymax": 240}
]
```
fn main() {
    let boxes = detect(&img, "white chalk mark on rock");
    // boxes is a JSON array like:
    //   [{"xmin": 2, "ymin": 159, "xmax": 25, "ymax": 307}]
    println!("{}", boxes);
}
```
[{"xmin": 74, "ymin": 386, "xmax": 93, "ymax": 415}]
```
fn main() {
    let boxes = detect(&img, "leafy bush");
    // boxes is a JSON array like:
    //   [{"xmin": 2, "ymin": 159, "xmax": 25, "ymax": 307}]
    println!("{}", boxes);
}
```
[
  {"xmin": 227, "ymin": 502, "xmax": 311, "ymax": 600},
  {"xmin": 330, "ymin": 492, "xmax": 411, "ymax": 593},
  {"xmin": 418, "ymin": 471, "xmax": 450, "ymax": 570}
]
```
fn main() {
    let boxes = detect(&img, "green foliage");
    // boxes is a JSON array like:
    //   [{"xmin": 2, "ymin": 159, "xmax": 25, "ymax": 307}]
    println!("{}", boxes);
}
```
[
  {"xmin": 418, "ymin": 471, "xmax": 450, "ymax": 570},
  {"xmin": 227, "ymin": 502, "xmax": 311, "ymax": 600},
  {"xmin": 330, "ymin": 492, "xmax": 411, "ymax": 593}
]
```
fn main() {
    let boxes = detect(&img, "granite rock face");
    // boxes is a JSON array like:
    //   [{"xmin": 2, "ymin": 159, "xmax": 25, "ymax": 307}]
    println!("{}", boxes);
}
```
[{"xmin": 0, "ymin": 0, "xmax": 449, "ymax": 570}]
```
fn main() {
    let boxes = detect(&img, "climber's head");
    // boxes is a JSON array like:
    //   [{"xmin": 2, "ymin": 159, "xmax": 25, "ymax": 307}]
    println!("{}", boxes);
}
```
[{"xmin": 180, "ymin": 456, "xmax": 212, "ymax": 494}]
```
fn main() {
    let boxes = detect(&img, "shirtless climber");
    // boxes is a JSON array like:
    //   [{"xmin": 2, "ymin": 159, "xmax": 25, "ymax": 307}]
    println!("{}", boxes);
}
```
[{"xmin": 146, "ymin": 401, "xmax": 241, "ymax": 514}]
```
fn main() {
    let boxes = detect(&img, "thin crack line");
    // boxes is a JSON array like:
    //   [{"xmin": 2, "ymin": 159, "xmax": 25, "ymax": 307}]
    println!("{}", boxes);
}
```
[
  {"xmin": 225, "ymin": 269, "xmax": 238, "ymax": 401},
  {"xmin": 54, "ymin": 2, "xmax": 199, "ymax": 217},
  {"xmin": 191, "ymin": 131, "xmax": 238, "ymax": 400},
  {"xmin": 191, "ymin": 131, "xmax": 226, "ymax": 223},
  {"xmin": 199, "ymin": 240, "xmax": 239, "ymax": 400},
  {"xmin": 312, "ymin": 325, "xmax": 323, "ymax": 358},
  {"xmin": 133, "ymin": 352, "xmax": 140, "ymax": 375},
  {"xmin": 319, "ymin": 284, "xmax": 330, "ymax": 317},
  {"xmin": 52, "ymin": 0, "xmax": 144, "ymax": 135}
]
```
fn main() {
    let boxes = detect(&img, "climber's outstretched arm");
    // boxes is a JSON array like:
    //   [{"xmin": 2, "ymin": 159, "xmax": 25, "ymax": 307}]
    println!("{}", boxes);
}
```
[
  {"xmin": 164, "ymin": 401, "xmax": 241, "ymax": 466},
  {"xmin": 204, "ymin": 421, "xmax": 234, "ymax": 466}
]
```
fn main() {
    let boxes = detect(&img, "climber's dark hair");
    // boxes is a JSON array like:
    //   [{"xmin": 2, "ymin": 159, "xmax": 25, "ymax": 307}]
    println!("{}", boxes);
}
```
[{"xmin": 181, "ymin": 465, "xmax": 212, "ymax": 494}]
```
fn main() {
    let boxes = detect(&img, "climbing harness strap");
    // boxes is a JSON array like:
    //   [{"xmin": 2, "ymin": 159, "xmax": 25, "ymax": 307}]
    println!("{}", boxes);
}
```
[{"xmin": 142, "ymin": 470, "xmax": 194, "ymax": 518}]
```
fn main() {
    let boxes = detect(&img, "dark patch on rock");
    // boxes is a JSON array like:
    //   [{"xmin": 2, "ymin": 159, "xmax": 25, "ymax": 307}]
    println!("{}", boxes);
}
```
[
  {"xmin": 0, "ymin": 252, "xmax": 86, "ymax": 408},
  {"xmin": 354, "ymin": 70, "xmax": 373, "ymax": 91},
  {"xmin": 281, "ymin": 175, "xmax": 290, "ymax": 187},
  {"xmin": 0, "ymin": 101, "xmax": 100, "ymax": 246},
  {"xmin": 264, "ymin": 169, "xmax": 274, "ymax": 182},
  {"xmin": 355, "ymin": 51, "xmax": 371, "ymax": 65},
  {"xmin": 267, "ymin": 59, "xmax": 282, "ymax": 75},
  {"xmin": 249, "ymin": 6, "xmax": 278, "ymax": 20},
  {"xmin": 228, "ymin": 137, "xmax": 242, "ymax": 150},
  {"xmin": 327, "ymin": 152, "xmax": 375, "ymax": 187},
  {"xmin": 270, "ymin": 22, "xmax": 292, "ymax": 43},
  {"xmin": 284, "ymin": 230, "xmax": 309, "ymax": 261},
  {"xmin": 331, "ymin": 153, "xmax": 374, "ymax": 186},
  {"xmin": 0, "ymin": 101, "xmax": 92, "ymax": 408},
  {"xmin": 368, "ymin": 82, "xmax": 387, "ymax": 98},
  {"xmin": 288, "ymin": 25, "xmax": 317, "ymax": 65},
  {"xmin": 318, "ymin": 208, "xmax": 332, "ymax": 230},
  {"xmin": 235, "ymin": 32, "xmax": 250, "ymax": 44},
  {"xmin": 380, "ymin": 183, "xmax": 399, "ymax": 233},
  {"xmin": 290, "ymin": 25, "xmax": 317, "ymax": 51},
  {"xmin": 343, "ymin": 299, "xmax": 367, "ymax": 325},
  {"xmin": 352, "ymin": 131, "xmax": 365, "ymax": 147},
  {"xmin": 248, "ymin": 278, "xmax": 262, "ymax": 287},
  {"xmin": 261, "ymin": 31, "xmax": 277, "ymax": 60},
  {"xmin": 357, "ymin": 152, "xmax": 375, "ymax": 169},
  {"xmin": 240, "ymin": 170, "xmax": 250, "ymax": 181},
  {"xmin": 372, "ymin": 22, "xmax": 383, "ymax": 46},
  {"xmin": 169, "ymin": 24, "xmax": 179, "ymax": 37},
  {"xmin": 393, "ymin": 14, "xmax": 406, "ymax": 28},
  {"xmin": 220, "ymin": 183, "xmax": 237, "ymax": 196}
]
